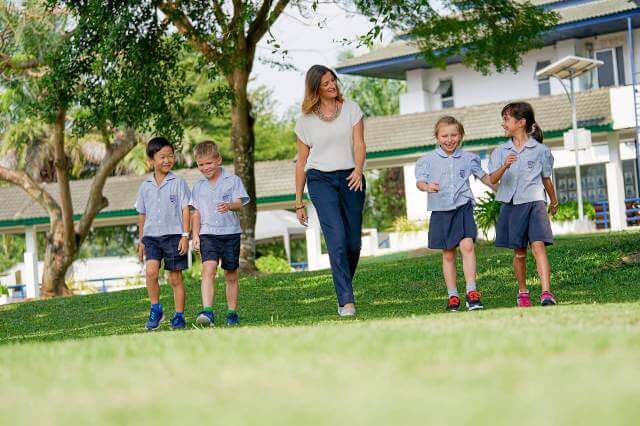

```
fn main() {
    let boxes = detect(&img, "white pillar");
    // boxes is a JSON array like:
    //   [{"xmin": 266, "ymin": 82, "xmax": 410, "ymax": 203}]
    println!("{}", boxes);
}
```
[
  {"xmin": 305, "ymin": 205, "xmax": 323, "ymax": 271},
  {"xmin": 606, "ymin": 132, "xmax": 627, "ymax": 231},
  {"xmin": 283, "ymin": 229, "xmax": 291, "ymax": 264},
  {"xmin": 23, "ymin": 226, "xmax": 40, "ymax": 298},
  {"xmin": 403, "ymin": 164, "xmax": 428, "ymax": 222}
]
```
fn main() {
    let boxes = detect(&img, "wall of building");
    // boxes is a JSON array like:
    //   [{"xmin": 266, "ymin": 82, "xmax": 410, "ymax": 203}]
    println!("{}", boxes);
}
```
[{"xmin": 399, "ymin": 29, "xmax": 640, "ymax": 115}]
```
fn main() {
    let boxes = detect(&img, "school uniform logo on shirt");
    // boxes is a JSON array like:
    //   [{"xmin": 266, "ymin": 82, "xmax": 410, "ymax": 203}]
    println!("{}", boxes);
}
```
[
  {"xmin": 169, "ymin": 194, "xmax": 177, "ymax": 204},
  {"xmin": 459, "ymin": 169, "xmax": 466, "ymax": 178},
  {"xmin": 527, "ymin": 161, "xmax": 535, "ymax": 169}
]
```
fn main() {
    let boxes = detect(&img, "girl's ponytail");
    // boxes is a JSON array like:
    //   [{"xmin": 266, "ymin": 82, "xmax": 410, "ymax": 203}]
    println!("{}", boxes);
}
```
[{"xmin": 530, "ymin": 122, "xmax": 544, "ymax": 143}]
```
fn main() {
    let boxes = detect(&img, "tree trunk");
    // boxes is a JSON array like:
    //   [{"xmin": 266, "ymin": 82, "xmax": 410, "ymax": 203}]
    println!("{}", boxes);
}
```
[
  {"xmin": 229, "ymin": 68, "xmax": 257, "ymax": 273},
  {"xmin": 40, "ymin": 219, "xmax": 73, "ymax": 297}
]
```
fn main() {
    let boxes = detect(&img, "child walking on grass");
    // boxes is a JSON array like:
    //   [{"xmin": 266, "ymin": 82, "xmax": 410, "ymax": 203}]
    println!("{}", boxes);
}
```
[
  {"xmin": 135, "ymin": 137, "xmax": 191, "ymax": 330},
  {"xmin": 190, "ymin": 141, "xmax": 250, "ymax": 327},
  {"xmin": 415, "ymin": 116, "xmax": 496, "ymax": 312},
  {"xmin": 488, "ymin": 102, "xmax": 559, "ymax": 307}
]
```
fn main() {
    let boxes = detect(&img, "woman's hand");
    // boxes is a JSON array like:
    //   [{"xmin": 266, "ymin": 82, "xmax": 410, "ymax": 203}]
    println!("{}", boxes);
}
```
[
  {"xmin": 347, "ymin": 167, "xmax": 363, "ymax": 191},
  {"xmin": 548, "ymin": 202, "xmax": 559, "ymax": 216},
  {"xmin": 138, "ymin": 243, "xmax": 145, "ymax": 263},
  {"xmin": 296, "ymin": 206, "xmax": 308, "ymax": 226},
  {"xmin": 192, "ymin": 235, "xmax": 200, "ymax": 252}
]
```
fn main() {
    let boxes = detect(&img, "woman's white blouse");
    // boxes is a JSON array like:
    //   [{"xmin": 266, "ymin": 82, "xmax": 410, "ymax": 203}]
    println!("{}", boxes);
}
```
[{"xmin": 295, "ymin": 99, "xmax": 364, "ymax": 172}]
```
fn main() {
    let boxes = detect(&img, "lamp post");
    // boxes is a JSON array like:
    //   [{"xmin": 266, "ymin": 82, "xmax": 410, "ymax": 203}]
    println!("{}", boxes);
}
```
[{"xmin": 537, "ymin": 56, "xmax": 603, "ymax": 219}]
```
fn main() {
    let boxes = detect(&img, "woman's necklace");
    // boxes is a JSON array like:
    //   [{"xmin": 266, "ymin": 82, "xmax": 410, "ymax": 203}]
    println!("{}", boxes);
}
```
[{"xmin": 314, "ymin": 100, "xmax": 341, "ymax": 122}]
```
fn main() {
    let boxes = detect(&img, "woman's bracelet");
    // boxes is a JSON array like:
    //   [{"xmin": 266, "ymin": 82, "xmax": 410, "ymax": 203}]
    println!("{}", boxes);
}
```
[{"xmin": 295, "ymin": 204, "xmax": 305, "ymax": 210}]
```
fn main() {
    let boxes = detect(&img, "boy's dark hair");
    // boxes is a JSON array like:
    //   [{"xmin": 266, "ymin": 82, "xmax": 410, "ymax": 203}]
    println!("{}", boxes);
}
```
[
  {"xmin": 146, "ymin": 137, "xmax": 174, "ymax": 159},
  {"xmin": 501, "ymin": 102, "xmax": 544, "ymax": 143}
]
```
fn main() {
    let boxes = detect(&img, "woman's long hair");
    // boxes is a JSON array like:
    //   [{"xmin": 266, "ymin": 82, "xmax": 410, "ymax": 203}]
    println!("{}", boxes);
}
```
[
  {"xmin": 501, "ymin": 102, "xmax": 544, "ymax": 143},
  {"xmin": 301, "ymin": 65, "xmax": 344, "ymax": 115}
]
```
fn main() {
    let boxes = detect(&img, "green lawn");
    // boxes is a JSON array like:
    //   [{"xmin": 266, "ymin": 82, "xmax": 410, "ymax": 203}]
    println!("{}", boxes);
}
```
[{"xmin": 1, "ymin": 232, "xmax": 640, "ymax": 425}]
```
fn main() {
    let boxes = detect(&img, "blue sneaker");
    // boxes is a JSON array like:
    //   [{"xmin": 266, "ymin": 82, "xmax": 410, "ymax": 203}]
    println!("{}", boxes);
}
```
[
  {"xmin": 171, "ymin": 313, "xmax": 186, "ymax": 330},
  {"xmin": 195, "ymin": 311, "xmax": 215, "ymax": 327},
  {"xmin": 145, "ymin": 306, "xmax": 164, "ymax": 331},
  {"xmin": 226, "ymin": 312, "xmax": 239, "ymax": 326}
]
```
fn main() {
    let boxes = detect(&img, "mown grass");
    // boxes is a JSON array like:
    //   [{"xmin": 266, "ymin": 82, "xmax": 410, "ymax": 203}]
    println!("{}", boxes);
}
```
[
  {"xmin": 1, "ymin": 304, "xmax": 639, "ymax": 425},
  {"xmin": 1, "ymin": 232, "xmax": 640, "ymax": 425},
  {"xmin": 1, "ymin": 231, "xmax": 639, "ymax": 345}
]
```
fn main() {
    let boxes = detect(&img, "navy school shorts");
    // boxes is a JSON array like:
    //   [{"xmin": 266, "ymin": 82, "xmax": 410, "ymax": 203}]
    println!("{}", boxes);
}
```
[
  {"xmin": 428, "ymin": 201, "xmax": 477, "ymax": 250},
  {"xmin": 199, "ymin": 234, "xmax": 241, "ymax": 271},
  {"xmin": 142, "ymin": 235, "xmax": 188, "ymax": 271},
  {"xmin": 495, "ymin": 200, "xmax": 554, "ymax": 249}
]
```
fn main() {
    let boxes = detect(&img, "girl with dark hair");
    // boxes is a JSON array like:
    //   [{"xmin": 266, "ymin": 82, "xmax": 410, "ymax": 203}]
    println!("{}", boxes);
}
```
[
  {"xmin": 489, "ymin": 102, "xmax": 559, "ymax": 307},
  {"xmin": 294, "ymin": 65, "xmax": 366, "ymax": 317}
]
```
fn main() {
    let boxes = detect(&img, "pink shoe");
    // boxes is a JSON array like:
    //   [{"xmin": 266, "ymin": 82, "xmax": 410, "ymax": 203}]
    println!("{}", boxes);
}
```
[
  {"xmin": 540, "ymin": 291, "xmax": 557, "ymax": 306},
  {"xmin": 517, "ymin": 292, "xmax": 532, "ymax": 307}
]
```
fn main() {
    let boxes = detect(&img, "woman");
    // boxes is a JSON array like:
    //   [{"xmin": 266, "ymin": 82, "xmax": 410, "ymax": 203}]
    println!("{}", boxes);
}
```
[{"xmin": 294, "ymin": 64, "xmax": 366, "ymax": 317}]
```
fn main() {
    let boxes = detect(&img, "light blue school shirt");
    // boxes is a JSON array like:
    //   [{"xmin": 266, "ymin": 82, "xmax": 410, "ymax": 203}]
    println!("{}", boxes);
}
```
[
  {"xmin": 488, "ymin": 138, "xmax": 554, "ymax": 205},
  {"xmin": 135, "ymin": 171, "xmax": 191, "ymax": 237},
  {"xmin": 415, "ymin": 147, "xmax": 487, "ymax": 212},
  {"xmin": 189, "ymin": 168, "xmax": 250, "ymax": 235}
]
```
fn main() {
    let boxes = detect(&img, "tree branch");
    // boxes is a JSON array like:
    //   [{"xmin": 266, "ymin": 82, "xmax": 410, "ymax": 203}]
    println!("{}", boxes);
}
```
[
  {"xmin": 0, "ymin": 54, "xmax": 46, "ymax": 78},
  {"xmin": 0, "ymin": 166, "xmax": 62, "ymax": 221},
  {"xmin": 211, "ymin": 0, "xmax": 228, "ymax": 32},
  {"xmin": 51, "ymin": 107, "xmax": 76, "ymax": 255},
  {"xmin": 246, "ymin": 0, "xmax": 290, "ymax": 65},
  {"xmin": 76, "ymin": 129, "xmax": 138, "ymax": 244},
  {"xmin": 157, "ymin": 1, "xmax": 221, "ymax": 62}
]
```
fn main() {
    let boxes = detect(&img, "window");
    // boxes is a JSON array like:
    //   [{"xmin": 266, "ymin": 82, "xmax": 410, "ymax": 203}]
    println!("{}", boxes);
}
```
[
  {"xmin": 535, "ymin": 61, "xmax": 551, "ymax": 96},
  {"xmin": 439, "ymin": 79, "xmax": 454, "ymax": 109},
  {"xmin": 554, "ymin": 164, "xmax": 608, "ymax": 204},
  {"xmin": 595, "ymin": 46, "xmax": 625, "ymax": 88},
  {"xmin": 623, "ymin": 159, "xmax": 639, "ymax": 199}
]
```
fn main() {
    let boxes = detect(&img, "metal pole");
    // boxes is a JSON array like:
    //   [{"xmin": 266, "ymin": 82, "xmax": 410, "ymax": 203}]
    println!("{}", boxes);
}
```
[
  {"xmin": 628, "ymin": 16, "xmax": 640, "ymax": 197},
  {"xmin": 570, "ymin": 70, "xmax": 585, "ymax": 219}
]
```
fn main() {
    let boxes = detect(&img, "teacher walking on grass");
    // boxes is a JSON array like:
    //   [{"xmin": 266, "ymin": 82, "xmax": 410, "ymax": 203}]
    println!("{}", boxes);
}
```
[{"xmin": 294, "ymin": 64, "xmax": 366, "ymax": 317}]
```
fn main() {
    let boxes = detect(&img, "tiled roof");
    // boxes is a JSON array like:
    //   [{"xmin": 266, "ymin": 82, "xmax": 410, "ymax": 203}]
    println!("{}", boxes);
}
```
[
  {"xmin": 0, "ymin": 160, "xmax": 297, "ymax": 228},
  {"xmin": 336, "ymin": 0, "xmax": 640, "ymax": 70},
  {"xmin": 364, "ymin": 88, "xmax": 612, "ymax": 153}
]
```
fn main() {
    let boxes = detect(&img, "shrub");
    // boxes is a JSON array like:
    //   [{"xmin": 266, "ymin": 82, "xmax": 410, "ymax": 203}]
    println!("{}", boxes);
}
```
[
  {"xmin": 0, "ymin": 285, "xmax": 8, "ymax": 296},
  {"xmin": 475, "ymin": 192, "xmax": 501, "ymax": 239},
  {"xmin": 388, "ymin": 216, "xmax": 427, "ymax": 232},
  {"xmin": 256, "ymin": 255, "xmax": 291, "ymax": 274},
  {"xmin": 553, "ymin": 200, "xmax": 596, "ymax": 222}
]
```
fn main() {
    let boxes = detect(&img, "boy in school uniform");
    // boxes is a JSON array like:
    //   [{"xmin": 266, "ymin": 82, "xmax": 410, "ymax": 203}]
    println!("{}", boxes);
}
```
[
  {"xmin": 135, "ymin": 137, "xmax": 191, "ymax": 330},
  {"xmin": 190, "ymin": 141, "xmax": 250, "ymax": 327}
]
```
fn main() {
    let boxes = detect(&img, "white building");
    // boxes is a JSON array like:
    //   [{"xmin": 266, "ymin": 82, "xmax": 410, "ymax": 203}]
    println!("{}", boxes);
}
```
[{"xmin": 336, "ymin": 0, "xmax": 640, "ymax": 230}]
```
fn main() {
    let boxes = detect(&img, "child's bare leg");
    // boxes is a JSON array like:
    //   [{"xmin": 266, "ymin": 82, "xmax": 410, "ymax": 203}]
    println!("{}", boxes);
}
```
[
  {"xmin": 225, "ymin": 269, "xmax": 239, "ymax": 311},
  {"xmin": 514, "ymin": 248, "xmax": 528, "ymax": 292},
  {"xmin": 459, "ymin": 238, "xmax": 476, "ymax": 288},
  {"xmin": 201, "ymin": 261, "xmax": 218, "ymax": 308},
  {"xmin": 442, "ymin": 249, "xmax": 457, "ymax": 292},
  {"xmin": 145, "ymin": 260, "xmax": 161, "ymax": 304},
  {"xmin": 530, "ymin": 241, "xmax": 551, "ymax": 293},
  {"xmin": 168, "ymin": 270, "xmax": 185, "ymax": 312}
]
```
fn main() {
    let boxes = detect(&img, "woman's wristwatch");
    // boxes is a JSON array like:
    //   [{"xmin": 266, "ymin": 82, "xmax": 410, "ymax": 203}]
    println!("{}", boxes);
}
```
[
  {"xmin": 181, "ymin": 232, "xmax": 190, "ymax": 238},
  {"xmin": 295, "ymin": 203, "xmax": 305, "ymax": 211}
]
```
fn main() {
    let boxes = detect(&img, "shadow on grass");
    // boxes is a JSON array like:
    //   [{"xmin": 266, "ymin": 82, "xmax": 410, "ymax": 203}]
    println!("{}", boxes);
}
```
[{"xmin": 1, "ymin": 231, "xmax": 639, "ymax": 345}]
